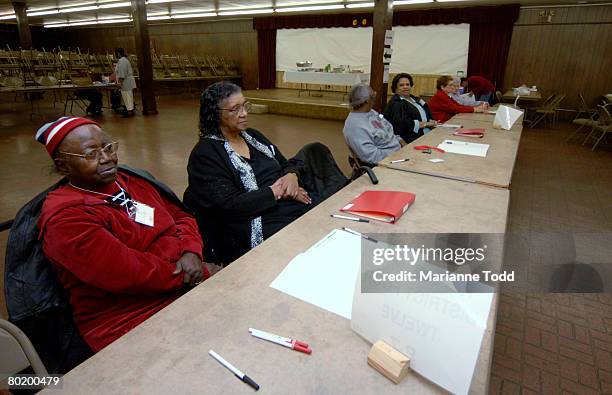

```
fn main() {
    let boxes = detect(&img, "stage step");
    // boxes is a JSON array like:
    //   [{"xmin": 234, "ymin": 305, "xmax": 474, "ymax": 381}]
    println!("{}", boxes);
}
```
[{"xmin": 249, "ymin": 103, "xmax": 269, "ymax": 114}]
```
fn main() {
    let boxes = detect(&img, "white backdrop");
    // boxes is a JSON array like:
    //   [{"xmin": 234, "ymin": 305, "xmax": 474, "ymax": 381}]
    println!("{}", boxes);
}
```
[{"xmin": 276, "ymin": 25, "xmax": 469, "ymax": 75}]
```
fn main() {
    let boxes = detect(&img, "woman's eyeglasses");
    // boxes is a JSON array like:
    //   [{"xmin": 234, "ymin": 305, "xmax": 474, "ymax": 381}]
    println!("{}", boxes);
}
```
[
  {"xmin": 59, "ymin": 141, "xmax": 119, "ymax": 161},
  {"xmin": 219, "ymin": 101, "xmax": 252, "ymax": 116}
]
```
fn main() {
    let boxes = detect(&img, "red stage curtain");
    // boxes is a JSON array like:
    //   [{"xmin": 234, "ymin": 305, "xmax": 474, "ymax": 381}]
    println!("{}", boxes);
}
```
[
  {"xmin": 253, "ymin": 4, "xmax": 520, "ymax": 89},
  {"xmin": 467, "ymin": 22, "xmax": 516, "ymax": 91},
  {"xmin": 257, "ymin": 29, "xmax": 276, "ymax": 89}
]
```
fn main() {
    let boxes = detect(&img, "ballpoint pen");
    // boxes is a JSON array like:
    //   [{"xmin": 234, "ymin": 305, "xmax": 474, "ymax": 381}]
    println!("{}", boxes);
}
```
[
  {"xmin": 249, "ymin": 328, "xmax": 312, "ymax": 354},
  {"xmin": 342, "ymin": 227, "xmax": 378, "ymax": 243},
  {"xmin": 330, "ymin": 214, "xmax": 369, "ymax": 223},
  {"xmin": 209, "ymin": 350, "xmax": 260, "ymax": 391},
  {"xmin": 390, "ymin": 158, "xmax": 409, "ymax": 164}
]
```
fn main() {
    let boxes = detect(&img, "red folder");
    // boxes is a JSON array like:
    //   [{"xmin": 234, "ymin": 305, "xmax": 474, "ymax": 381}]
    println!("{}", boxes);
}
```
[
  {"xmin": 340, "ymin": 190, "xmax": 416, "ymax": 223},
  {"xmin": 452, "ymin": 128, "xmax": 485, "ymax": 138}
]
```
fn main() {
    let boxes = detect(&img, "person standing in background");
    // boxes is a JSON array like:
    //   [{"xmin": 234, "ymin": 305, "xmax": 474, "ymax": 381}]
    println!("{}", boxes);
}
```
[
  {"xmin": 460, "ymin": 76, "xmax": 495, "ymax": 103},
  {"xmin": 115, "ymin": 48, "xmax": 137, "ymax": 117}
]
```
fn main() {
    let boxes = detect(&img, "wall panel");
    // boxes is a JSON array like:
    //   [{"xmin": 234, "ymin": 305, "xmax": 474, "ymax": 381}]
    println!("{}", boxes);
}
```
[{"xmin": 505, "ymin": 5, "xmax": 612, "ymax": 110}]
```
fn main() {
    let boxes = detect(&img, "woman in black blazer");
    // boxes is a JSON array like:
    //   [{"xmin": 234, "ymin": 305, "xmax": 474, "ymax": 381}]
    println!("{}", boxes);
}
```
[{"xmin": 383, "ymin": 73, "xmax": 438, "ymax": 144}]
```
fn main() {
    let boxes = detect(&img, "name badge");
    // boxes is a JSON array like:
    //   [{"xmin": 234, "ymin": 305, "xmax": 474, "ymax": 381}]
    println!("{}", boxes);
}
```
[{"xmin": 134, "ymin": 201, "xmax": 155, "ymax": 227}]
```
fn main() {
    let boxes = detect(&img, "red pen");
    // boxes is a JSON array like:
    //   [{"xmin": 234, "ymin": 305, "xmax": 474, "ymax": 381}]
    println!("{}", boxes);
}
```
[{"xmin": 249, "ymin": 328, "xmax": 312, "ymax": 354}]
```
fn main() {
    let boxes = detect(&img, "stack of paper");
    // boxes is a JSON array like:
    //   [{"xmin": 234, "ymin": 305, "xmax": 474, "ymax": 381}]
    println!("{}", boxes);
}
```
[
  {"xmin": 270, "ymin": 229, "xmax": 363, "ymax": 319},
  {"xmin": 437, "ymin": 139, "xmax": 490, "ymax": 157}
]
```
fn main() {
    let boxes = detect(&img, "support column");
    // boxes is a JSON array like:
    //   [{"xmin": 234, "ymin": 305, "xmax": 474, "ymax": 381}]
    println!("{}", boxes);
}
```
[
  {"xmin": 12, "ymin": 2, "xmax": 32, "ymax": 49},
  {"xmin": 369, "ymin": 0, "xmax": 393, "ymax": 112},
  {"xmin": 131, "ymin": 0, "xmax": 158, "ymax": 115}
]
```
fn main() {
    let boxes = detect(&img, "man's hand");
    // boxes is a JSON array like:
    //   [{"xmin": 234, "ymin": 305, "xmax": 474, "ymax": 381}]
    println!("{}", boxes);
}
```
[{"xmin": 173, "ymin": 252, "xmax": 204, "ymax": 286}]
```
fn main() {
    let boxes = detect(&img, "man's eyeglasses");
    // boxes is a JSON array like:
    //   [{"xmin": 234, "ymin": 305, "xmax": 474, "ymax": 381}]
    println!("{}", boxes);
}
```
[
  {"xmin": 59, "ymin": 141, "xmax": 119, "ymax": 161},
  {"xmin": 219, "ymin": 101, "xmax": 252, "ymax": 115}
]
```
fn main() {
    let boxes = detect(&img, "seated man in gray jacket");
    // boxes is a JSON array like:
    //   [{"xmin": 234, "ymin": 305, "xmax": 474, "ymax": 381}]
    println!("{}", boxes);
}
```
[{"xmin": 342, "ymin": 83, "xmax": 403, "ymax": 165}]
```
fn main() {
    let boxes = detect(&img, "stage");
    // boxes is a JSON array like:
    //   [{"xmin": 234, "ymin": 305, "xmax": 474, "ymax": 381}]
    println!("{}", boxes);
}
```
[{"xmin": 243, "ymin": 88, "xmax": 350, "ymax": 121}]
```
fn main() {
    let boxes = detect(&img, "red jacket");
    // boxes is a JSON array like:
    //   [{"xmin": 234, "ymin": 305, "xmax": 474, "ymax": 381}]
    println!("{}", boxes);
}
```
[
  {"xmin": 39, "ymin": 171, "xmax": 205, "ymax": 352},
  {"xmin": 467, "ymin": 76, "xmax": 495, "ymax": 96},
  {"xmin": 428, "ymin": 90, "xmax": 475, "ymax": 123}
]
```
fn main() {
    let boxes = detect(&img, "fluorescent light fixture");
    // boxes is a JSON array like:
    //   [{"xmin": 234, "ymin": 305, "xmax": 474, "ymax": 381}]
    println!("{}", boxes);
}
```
[
  {"xmin": 28, "ymin": 9, "xmax": 61, "ymax": 16},
  {"xmin": 147, "ymin": 11, "xmax": 169, "ymax": 16},
  {"xmin": 218, "ymin": 8, "xmax": 273, "ymax": 15},
  {"xmin": 435, "ymin": 0, "xmax": 469, "ymax": 2},
  {"xmin": 97, "ymin": 18, "xmax": 132, "ymax": 23},
  {"xmin": 59, "ymin": 5, "xmax": 99, "ymax": 12},
  {"xmin": 27, "ymin": 5, "xmax": 58, "ymax": 12},
  {"xmin": 345, "ymin": 2, "xmax": 374, "ymax": 8},
  {"xmin": 0, "ymin": 14, "xmax": 16, "ymax": 20},
  {"xmin": 98, "ymin": 14, "xmax": 130, "ymax": 20},
  {"xmin": 171, "ymin": 8, "xmax": 216, "ymax": 14},
  {"xmin": 146, "ymin": 0, "xmax": 185, "ymax": 4},
  {"xmin": 147, "ymin": 15, "xmax": 171, "ymax": 20},
  {"xmin": 394, "ymin": 0, "xmax": 433, "ymax": 4},
  {"xmin": 98, "ymin": 2, "xmax": 131, "ymax": 9},
  {"xmin": 275, "ymin": 0, "xmax": 339, "ymax": 5},
  {"xmin": 218, "ymin": 4, "xmax": 274, "ymax": 11},
  {"xmin": 171, "ymin": 12, "xmax": 217, "ymax": 19},
  {"xmin": 275, "ymin": 4, "xmax": 345, "ymax": 12}
]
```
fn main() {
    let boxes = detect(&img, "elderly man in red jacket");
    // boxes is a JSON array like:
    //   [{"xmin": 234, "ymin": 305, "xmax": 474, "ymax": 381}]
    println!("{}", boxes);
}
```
[{"xmin": 36, "ymin": 116, "xmax": 209, "ymax": 352}]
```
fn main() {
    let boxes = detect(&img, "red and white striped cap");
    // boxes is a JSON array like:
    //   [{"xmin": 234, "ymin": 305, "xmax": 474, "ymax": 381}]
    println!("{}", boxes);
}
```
[{"xmin": 35, "ymin": 116, "xmax": 100, "ymax": 156}]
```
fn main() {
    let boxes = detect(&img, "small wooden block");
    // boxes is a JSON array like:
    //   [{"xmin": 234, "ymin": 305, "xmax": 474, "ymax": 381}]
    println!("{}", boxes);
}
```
[{"xmin": 367, "ymin": 340, "xmax": 410, "ymax": 384}]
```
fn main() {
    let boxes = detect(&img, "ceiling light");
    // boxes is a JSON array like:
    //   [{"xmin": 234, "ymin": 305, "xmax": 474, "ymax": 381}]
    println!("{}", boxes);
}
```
[
  {"xmin": 394, "ymin": 0, "xmax": 433, "ymax": 4},
  {"xmin": 345, "ymin": 2, "xmax": 374, "ymax": 8},
  {"xmin": 435, "ymin": 0, "xmax": 469, "ymax": 2},
  {"xmin": 275, "ymin": 4, "xmax": 345, "ymax": 12},
  {"xmin": 28, "ymin": 9, "xmax": 61, "ymax": 16},
  {"xmin": 218, "ymin": 4, "xmax": 274, "ymax": 11},
  {"xmin": 171, "ymin": 8, "xmax": 216, "ymax": 14},
  {"xmin": 59, "ymin": 5, "xmax": 99, "ymax": 12},
  {"xmin": 147, "ymin": 15, "xmax": 171, "ymax": 20},
  {"xmin": 98, "ymin": 14, "xmax": 130, "ymax": 20},
  {"xmin": 171, "ymin": 12, "xmax": 217, "ymax": 19},
  {"xmin": 98, "ymin": 2, "xmax": 131, "ymax": 9},
  {"xmin": 97, "ymin": 18, "xmax": 132, "ymax": 23},
  {"xmin": 274, "ymin": 0, "xmax": 336, "ymax": 5},
  {"xmin": 146, "ymin": 0, "xmax": 185, "ymax": 4},
  {"xmin": 218, "ymin": 8, "xmax": 274, "ymax": 15},
  {"xmin": 0, "ymin": 15, "xmax": 16, "ymax": 20}
]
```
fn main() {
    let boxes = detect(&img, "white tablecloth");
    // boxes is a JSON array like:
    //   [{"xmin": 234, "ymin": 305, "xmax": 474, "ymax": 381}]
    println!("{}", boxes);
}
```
[{"xmin": 284, "ymin": 71, "xmax": 370, "ymax": 86}]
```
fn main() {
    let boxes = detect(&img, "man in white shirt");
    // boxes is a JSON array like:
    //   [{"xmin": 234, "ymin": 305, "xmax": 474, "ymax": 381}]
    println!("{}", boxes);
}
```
[{"xmin": 115, "ymin": 48, "xmax": 137, "ymax": 117}]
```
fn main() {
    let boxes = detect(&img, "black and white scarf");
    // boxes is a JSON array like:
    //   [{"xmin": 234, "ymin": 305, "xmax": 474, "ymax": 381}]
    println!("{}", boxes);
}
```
[{"xmin": 205, "ymin": 131, "xmax": 277, "ymax": 248}]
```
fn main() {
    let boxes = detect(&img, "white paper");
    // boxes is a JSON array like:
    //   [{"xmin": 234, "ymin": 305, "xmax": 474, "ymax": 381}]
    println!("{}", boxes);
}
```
[
  {"xmin": 351, "ymin": 279, "xmax": 494, "ymax": 395},
  {"xmin": 383, "ymin": 65, "xmax": 390, "ymax": 84},
  {"xmin": 270, "ymin": 229, "xmax": 362, "ymax": 319},
  {"xmin": 429, "ymin": 158, "xmax": 445, "ymax": 163},
  {"xmin": 438, "ymin": 140, "xmax": 489, "ymax": 157},
  {"xmin": 384, "ymin": 30, "xmax": 395, "ymax": 46},
  {"xmin": 438, "ymin": 123, "xmax": 462, "ymax": 128},
  {"xmin": 493, "ymin": 105, "xmax": 523, "ymax": 130}
]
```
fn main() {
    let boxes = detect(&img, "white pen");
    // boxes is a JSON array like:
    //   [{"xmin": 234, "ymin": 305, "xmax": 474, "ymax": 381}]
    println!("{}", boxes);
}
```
[
  {"xmin": 209, "ymin": 350, "xmax": 260, "ymax": 391},
  {"xmin": 342, "ymin": 227, "xmax": 378, "ymax": 243},
  {"xmin": 330, "ymin": 214, "xmax": 369, "ymax": 223},
  {"xmin": 390, "ymin": 158, "xmax": 409, "ymax": 164}
]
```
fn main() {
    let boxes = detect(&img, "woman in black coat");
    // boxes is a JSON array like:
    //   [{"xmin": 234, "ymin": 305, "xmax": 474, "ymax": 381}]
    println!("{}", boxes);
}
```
[
  {"xmin": 184, "ymin": 81, "xmax": 346, "ymax": 265},
  {"xmin": 383, "ymin": 73, "xmax": 438, "ymax": 144}
]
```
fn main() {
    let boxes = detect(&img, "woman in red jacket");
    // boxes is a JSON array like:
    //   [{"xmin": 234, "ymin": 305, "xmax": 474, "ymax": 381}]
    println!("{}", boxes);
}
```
[{"xmin": 428, "ymin": 75, "xmax": 487, "ymax": 123}]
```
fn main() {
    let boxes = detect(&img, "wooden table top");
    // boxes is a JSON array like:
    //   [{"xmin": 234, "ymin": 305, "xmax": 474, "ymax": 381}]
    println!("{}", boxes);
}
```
[
  {"xmin": 501, "ymin": 90, "xmax": 542, "ymax": 102},
  {"xmin": 53, "ymin": 166, "xmax": 510, "ymax": 395},
  {"xmin": 382, "ymin": 115, "xmax": 523, "ymax": 189}
]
